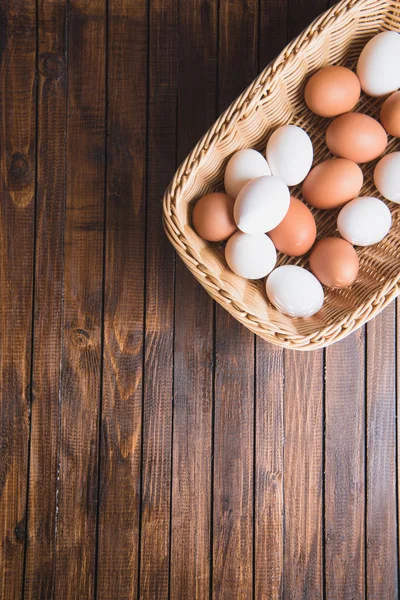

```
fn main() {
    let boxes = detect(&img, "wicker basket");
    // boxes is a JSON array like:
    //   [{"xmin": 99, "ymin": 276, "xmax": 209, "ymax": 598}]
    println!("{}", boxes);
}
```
[{"xmin": 163, "ymin": 0, "xmax": 400, "ymax": 350}]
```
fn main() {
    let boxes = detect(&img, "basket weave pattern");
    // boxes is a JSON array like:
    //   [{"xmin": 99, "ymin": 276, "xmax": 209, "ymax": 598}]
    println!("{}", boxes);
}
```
[{"xmin": 163, "ymin": 0, "xmax": 400, "ymax": 350}]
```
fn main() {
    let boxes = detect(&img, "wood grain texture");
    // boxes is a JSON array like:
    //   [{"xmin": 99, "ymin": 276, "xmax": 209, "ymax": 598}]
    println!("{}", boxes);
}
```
[
  {"xmin": 0, "ymin": 1, "xmax": 36, "ymax": 597},
  {"xmin": 254, "ymin": 341, "xmax": 284, "ymax": 600},
  {"xmin": 212, "ymin": 316, "xmax": 254, "ymax": 600},
  {"xmin": 96, "ymin": 1, "xmax": 147, "ymax": 598},
  {"xmin": 283, "ymin": 351, "xmax": 324, "ymax": 599},
  {"xmin": 54, "ymin": 1, "xmax": 106, "ymax": 597},
  {"xmin": 0, "ymin": 1, "xmax": 399, "ymax": 598},
  {"xmin": 325, "ymin": 331, "xmax": 366, "ymax": 599},
  {"xmin": 397, "ymin": 299, "xmax": 400, "ymax": 598},
  {"xmin": 23, "ymin": 0, "xmax": 67, "ymax": 597},
  {"xmin": 281, "ymin": 5, "xmax": 326, "ymax": 599},
  {"xmin": 260, "ymin": 0, "xmax": 288, "ymax": 67},
  {"xmin": 212, "ymin": 3, "xmax": 258, "ymax": 598},
  {"xmin": 366, "ymin": 307, "xmax": 398, "ymax": 598},
  {"xmin": 139, "ymin": 0, "xmax": 177, "ymax": 597},
  {"xmin": 169, "ymin": 0, "xmax": 217, "ymax": 598},
  {"xmin": 218, "ymin": 0, "xmax": 259, "ymax": 113},
  {"xmin": 288, "ymin": 0, "xmax": 330, "ymax": 36}
]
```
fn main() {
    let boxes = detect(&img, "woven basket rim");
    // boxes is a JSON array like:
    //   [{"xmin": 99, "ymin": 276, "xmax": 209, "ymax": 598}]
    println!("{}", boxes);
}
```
[{"xmin": 162, "ymin": 0, "xmax": 400, "ymax": 350}]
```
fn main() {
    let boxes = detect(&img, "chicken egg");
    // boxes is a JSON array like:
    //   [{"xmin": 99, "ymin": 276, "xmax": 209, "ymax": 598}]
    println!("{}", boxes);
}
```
[
  {"xmin": 337, "ymin": 196, "xmax": 392, "ymax": 246},
  {"xmin": 225, "ymin": 231, "xmax": 276, "ymax": 279},
  {"xmin": 269, "ymin": 196, "xmax": 316, "ymax": 256},
  {"xmin": 266, "ymin": 125, "xmax": 313, "ymax": 186},
  {"xmin": 266, "ymin": 265, "xmax": 324, "ymax": 318},
  {"xmin": 374, "ymin": 152, "xmax": 400, "ymax": 203},
  {"xmin": 380, "ymin": 91, "xmax": 400, "ymax": 137},
  {"xmin": 304, "ymin": 65, "xmax": 361, "ymax": 117},
  {"xmin": 234, "ymin": 175, "xmax": 290, "ymax": 234},
  {"xmin": 326, "ymin": 113, "xmax": 387, "ymax": 163},
  {"xmin": 192, "ymin": 192, "xmax": 236, "ymax": 242},
  {"xmin": 357, "ymin": 31, "xmax": 400, "ymax": 97},
  {"xmin": 302, "ymin": 158, "xmax": 363, "ymax": 209},
  {"xmin": 309, "ymin": 237, "xmax": 359, "ymax": 288},
  {"xmin": 224, "ymin": 149, "xmax": 271, "ymax": 198}
]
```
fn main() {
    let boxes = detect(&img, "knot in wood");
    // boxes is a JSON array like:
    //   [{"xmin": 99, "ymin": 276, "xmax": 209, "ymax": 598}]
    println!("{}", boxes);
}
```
[
  {"xmin": 14, "ymin": 522, "xmax": 25, "ymax": 544},
  {"xmin": 74, "ymin": 328, "xmax": 90, "ymax": 347},
  {"xmin": 9, "ymin": 153, "xmax": 30, "ymax": 184},
  {"xmin": 40, "ymin": 52, "xmax": 64, "ymax": 79}
]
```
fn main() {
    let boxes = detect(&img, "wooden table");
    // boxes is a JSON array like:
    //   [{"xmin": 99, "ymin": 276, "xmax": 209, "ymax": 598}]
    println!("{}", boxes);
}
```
[{"xmin": 0, "ymin": 0, "xmax": 398, "ymax": 598}]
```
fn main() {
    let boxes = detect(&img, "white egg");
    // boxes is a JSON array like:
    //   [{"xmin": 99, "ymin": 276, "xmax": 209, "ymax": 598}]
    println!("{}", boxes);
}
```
[
  {"xmin": 224, "ymin": 149, "xmax": 271, "ymax": 198},
  {"xmin": 266, "ymin": 265, "xmax": 324, "ymax": 318},
  {"xmin": 234, "ymin": 175, "xmax": 290, "ymax": 234},
  {"xmin": 266, "ymin": 125, "xmax": 313, "ymax": 186},
  {"xmin": 225, "ymin": 231, "xmax": 276, "ymax": 279},
  {"xmin": 374, "ymin": 152, "xmax": 400, "ymax": 203},
  {"xmin": 356, "ymin": 31, "xmax": 400, "ymax": 97},
  {"xmin": 337, "ymin": 196, "xmax": 392, "ymax": 246}
]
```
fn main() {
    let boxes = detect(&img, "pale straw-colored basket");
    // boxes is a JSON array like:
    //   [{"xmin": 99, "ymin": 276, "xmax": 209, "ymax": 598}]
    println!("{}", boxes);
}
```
[{"xmin": 163, "ymin": 0, "xmax": 400, "ymax": 350}]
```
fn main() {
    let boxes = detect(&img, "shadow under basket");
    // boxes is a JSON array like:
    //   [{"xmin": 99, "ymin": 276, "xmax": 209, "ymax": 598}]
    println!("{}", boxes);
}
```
[{"xmin": 163, "ymin": 0, "xmax": 400, "ymax": 350}]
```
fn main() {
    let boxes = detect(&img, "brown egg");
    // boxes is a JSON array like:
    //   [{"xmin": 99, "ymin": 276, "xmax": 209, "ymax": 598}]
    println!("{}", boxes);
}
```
[
  {"xmin": 326, "ymin": 112, "xmax": 387, "ymax": 163},
  {"xmin": 302, "ymin": 158, "xmax": 363, "ymax": 209},
  {"xmin": 309, "ymin": 237, "xmax": 359, "ymax": 288},
  {"xmin": 380, "ymin": 91, "xmax": 400, "ymax": 137},
  {"xmin": 304, "ymin": 66, "xmax": 361, "ymax": 118},
  {"xmin": 192, "ymin": 192, "xmax": 236, "ymax": 242},
  {"xmin": 269, "ymin": 196, "xmax": 316, "ymax": 257}
]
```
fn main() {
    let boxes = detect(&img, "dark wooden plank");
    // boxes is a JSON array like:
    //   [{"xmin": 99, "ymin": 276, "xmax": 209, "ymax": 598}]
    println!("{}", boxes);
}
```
[
  {"xmin": 171, "ymin": 281, "xmax": 213, "ymax": 599},
  {"xmin": 283, "ymin": 351, "xmax": 324, "ymax": 598},
  {"xmin": 212, "ymin": 2, "xmax": 258, "ymax": 598},
  {"xmin": 254, "ymin": 342, "xmax": 284, "ymax": 600},
  {"xmin": 366, "ymin": 307, "xmax": 398, "ymax": 598},
  {"xmin": 0, "ymin": 1, "xmax": 36, "ymax": 597},
  {"xmin": 289, "ymin": 0, "xmax": 329, "ymax": 36},
  {"xmin": 96, "ymin": 1, "xmax": 147, "ymax": 598},
  {"xmin": 218, "ymin": 0, "xmax": 259, "ymax": 113},
  {"xmin": 212, "ymin": 318, "xmax": 255, "ymax": 600},
  {"xmin": 260, "ymin": 0, "xmax": 288, "ymax": 67},
  {"xmin": 54, "ymin": 1, "xmax": 106, "ymax": 596},
  {"xmin": 254, "ymin": 5, "xmax": 287, "ymax": 598},
  {"xmin": 169, "ymin": 0, "xmax": 217, "ymax": 598},
  {"xmin": 139, "ymin": 0, "xmax": 177, "ymax": 596},
  {"xmin": 280, "ymin": 4, "xmax": 326, "ymax": 599},
  {"xmin": 397, "ymin": 300, "xmax": 400, "ymax": 591},
  {"xmin": 23, "ymin": 0, "xmax": 67, "ymax": 597},
  {"xmin": 325, "ymin": 331, "xmax": 365, "ymax": 599}
]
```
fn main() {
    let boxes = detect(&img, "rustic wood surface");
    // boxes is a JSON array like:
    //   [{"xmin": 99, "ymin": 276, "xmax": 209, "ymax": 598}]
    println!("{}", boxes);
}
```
[{"xmin": 0, "ymin": 0, "xmax": 398, "ymax": 598}]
